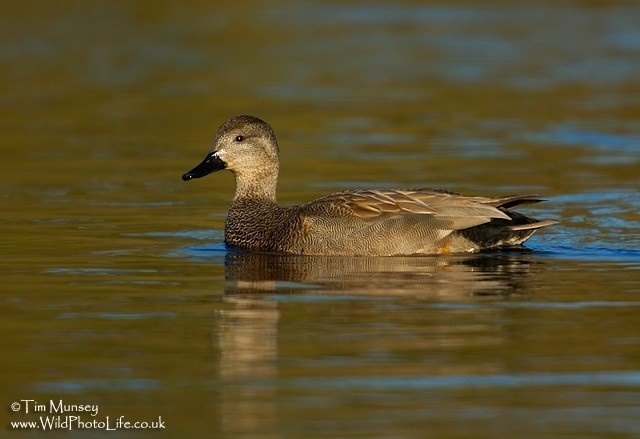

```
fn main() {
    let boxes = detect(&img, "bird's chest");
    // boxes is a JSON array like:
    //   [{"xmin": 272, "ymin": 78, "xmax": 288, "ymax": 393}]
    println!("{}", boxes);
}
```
[{"xmin": 224, "ymin": 202, "xmax": 293, "ymax": 251}]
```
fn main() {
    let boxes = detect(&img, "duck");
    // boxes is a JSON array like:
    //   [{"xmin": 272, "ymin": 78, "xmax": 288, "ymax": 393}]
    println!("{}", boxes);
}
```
[{"xmin": 182, "ymin": 115, "xmax": 555, "ymax": 256}]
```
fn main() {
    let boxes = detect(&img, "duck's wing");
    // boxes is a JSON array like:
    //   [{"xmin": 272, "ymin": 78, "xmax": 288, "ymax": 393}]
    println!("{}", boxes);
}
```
[{"xmin": 298, "ymin": 189, "xmax": 523, "ymax": 231}]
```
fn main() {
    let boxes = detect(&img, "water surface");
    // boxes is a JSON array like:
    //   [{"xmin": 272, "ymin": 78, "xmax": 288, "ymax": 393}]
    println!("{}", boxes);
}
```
[{"xmin": 1, "ymin": 1, "xmax": 639, "ymax": 437}]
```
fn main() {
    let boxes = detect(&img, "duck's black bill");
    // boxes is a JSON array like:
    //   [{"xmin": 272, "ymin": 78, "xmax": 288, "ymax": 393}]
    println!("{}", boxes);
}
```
[{"xmin": 182, "ymin": 153, "xmax": 226, "ymax": 181}]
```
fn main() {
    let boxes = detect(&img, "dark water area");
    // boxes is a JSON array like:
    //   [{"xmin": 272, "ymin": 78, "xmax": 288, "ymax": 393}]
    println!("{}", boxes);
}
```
[{"xmin": 1, "ymin": 1, "xmax": 639, "ymax": 437}]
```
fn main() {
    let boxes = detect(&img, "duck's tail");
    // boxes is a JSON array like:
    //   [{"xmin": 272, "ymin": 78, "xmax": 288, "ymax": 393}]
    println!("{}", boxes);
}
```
[
  {"xmin": 509, "ymin": 220, "xmax": 558, "ymax": 231},
  {"xmin": 458, "ymin": 195, "xmax": 557, "ymax": 249}
]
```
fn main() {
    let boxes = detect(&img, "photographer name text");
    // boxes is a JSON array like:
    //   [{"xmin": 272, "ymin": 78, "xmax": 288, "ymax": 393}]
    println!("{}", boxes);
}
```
[
  {"xmin": 9, "ymin": 399, "xmax": 165, "ymax": 431},
  {"xmin": 16, "ymin": 399, "xmax": 99, "ymax": 416}
]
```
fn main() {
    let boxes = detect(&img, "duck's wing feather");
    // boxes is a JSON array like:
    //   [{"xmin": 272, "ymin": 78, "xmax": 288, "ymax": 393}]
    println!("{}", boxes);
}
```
[{"xmin": 298, "ymin": 189, "xmax": 522, "ymax": 231}]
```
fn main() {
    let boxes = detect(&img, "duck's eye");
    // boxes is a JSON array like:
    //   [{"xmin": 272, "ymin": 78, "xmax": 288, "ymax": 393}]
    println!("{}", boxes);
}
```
[{"xmin": 235, "ymin": 135, "xmax": 245, "ymax": 142}]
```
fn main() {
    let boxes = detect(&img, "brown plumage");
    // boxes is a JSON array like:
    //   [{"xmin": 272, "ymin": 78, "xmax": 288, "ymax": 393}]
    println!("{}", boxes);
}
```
[{"xmin": 182, "ymin": 115, "xmax": 556, "ymax": 256}]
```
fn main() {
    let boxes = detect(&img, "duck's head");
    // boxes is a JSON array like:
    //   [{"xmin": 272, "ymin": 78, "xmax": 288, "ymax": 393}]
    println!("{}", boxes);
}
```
[{"xmin": 182, "ymin": 115, "xmax": 279, "ymax": 182}]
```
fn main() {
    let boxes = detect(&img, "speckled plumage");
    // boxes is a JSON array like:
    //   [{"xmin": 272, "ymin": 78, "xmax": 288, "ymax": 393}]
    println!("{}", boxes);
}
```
[{"xmin": 182, "ymin": 115, "xmax": 555, "ymax": 256}]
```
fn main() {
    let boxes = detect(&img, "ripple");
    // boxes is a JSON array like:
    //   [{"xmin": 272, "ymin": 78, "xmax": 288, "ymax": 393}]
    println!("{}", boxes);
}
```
[
  {"xmin": 34, "ymin": 379, "xmax": 160, "ymax": 393},
  {"xmin": 125, "ymin": 229, "xmax": 223, "ymax": 241},
  {"xmin": 290, "ymin": 371, "xmax": 640, "ymax": 391},
  {"xmin": 44, "ymin": 267, "xmax": 158, "ymax": 276},
  {"xmin": 168, "ymin": 242, "xmax": 228, "ymax": 261},
  {"xmin": 58, "ymin": 311, "xmax": 177, "ymax": 320}
]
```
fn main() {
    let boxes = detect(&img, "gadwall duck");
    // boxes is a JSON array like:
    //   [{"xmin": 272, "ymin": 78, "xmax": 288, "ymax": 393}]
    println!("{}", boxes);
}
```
[{"xmin": 182, "ymin": 115, "xmax": 555, "ymax": 256}]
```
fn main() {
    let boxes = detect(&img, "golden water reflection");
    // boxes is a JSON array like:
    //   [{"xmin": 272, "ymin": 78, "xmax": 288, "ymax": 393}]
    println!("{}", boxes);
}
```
[
  {"xmin": 222, "ymin": 251, "xmax": 537, "ymax": 297},
  {"xmin": 214, "ymin": 252, "xmax": 539, "ymax": 434},
  {"xmin": 216, "ymin": 295, "xmax": 279, "ymax": 437}
]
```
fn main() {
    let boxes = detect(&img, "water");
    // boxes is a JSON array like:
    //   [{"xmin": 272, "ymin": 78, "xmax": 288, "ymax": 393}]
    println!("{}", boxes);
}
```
[{"xmin": 2, "ymin": 1, "xmax": 639, "ymax": 437}]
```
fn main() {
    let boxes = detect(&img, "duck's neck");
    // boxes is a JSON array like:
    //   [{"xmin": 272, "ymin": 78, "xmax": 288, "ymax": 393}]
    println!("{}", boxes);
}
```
[{"xmin": 232, "ymin": 169, "xmax": 279, "ymax": 203}]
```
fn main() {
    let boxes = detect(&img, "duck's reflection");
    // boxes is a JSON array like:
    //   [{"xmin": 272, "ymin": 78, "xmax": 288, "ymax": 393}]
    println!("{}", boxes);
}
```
[
  {"xmin": 215, "ymin": 251, "xmax": 538, "ymax": 435},
  {"xmin": 223, "ymin": 251, "xmax": 537, "ymax": 297},
  {"xmin": 217, "ymin": 294, "xmax": 279, "ymax": 437}
]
